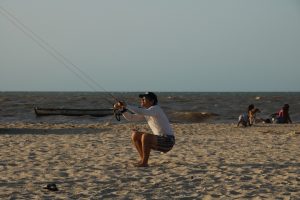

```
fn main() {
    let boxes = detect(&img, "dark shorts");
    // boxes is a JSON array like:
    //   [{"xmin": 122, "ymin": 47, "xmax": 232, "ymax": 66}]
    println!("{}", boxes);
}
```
[{"xmin": 154, "ymin": 135, "xmax": 175, "ymax": 153}]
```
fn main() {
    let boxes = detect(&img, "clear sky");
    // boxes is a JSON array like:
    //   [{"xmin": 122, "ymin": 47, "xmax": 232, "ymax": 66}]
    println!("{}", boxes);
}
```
[{"xmin": 1, "ymin": 0, "xmax": 300, "ymax": 92}]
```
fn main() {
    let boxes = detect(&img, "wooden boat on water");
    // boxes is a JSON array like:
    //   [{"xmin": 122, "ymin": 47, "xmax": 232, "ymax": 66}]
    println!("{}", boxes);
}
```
[{"xmin": 34, "ymin": 107, "xmax": 114, "ymax": 117}]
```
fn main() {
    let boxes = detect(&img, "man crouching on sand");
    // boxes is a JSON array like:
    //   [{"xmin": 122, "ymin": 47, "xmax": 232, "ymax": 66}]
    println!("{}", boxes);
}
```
[{"xmin": 114, "ymin": 92, "xmax": 175, "ymax": 167}]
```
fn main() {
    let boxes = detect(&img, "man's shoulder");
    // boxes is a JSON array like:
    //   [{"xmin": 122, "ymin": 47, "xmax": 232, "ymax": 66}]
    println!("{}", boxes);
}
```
[{"xmin": 149, "ymin": 105, "xmax": 161, "ymax": 110}]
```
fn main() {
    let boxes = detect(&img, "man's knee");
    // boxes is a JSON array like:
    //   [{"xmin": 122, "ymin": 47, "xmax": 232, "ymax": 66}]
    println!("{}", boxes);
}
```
[
  {"xmin": 141, "ymin": 133, "xmax": 151, "ymax": 140},
  {"xmin": 131, "ymin": 130, "xmax": 142, "ymax": 141},
  {"xmin": 141, "ymin": 134, "xmax": 156, "ymax": 146}
]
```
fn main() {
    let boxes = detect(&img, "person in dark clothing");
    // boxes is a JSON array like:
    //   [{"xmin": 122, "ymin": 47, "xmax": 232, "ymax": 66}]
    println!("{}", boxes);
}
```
[{"xmin": 274, "ymin": 104, "xmax": 292, "ymax": 124}]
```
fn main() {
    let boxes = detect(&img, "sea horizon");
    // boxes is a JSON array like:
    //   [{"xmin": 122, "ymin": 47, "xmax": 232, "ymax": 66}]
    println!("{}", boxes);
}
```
[{"xmin": 1, "ymin": 91, "xmax": 299, "ymax": 124}]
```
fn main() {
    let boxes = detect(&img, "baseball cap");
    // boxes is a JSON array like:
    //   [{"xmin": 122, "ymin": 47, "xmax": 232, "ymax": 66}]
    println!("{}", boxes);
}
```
[{"xmin": 138, "ymin": 92, "xmax": 158, "ymax": 105}]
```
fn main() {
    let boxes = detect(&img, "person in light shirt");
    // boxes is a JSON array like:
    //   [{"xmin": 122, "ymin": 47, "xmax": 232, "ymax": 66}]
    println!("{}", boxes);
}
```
[{"xmin": 114, "ymin": 92, "xmax": 175, "ymax": 167}]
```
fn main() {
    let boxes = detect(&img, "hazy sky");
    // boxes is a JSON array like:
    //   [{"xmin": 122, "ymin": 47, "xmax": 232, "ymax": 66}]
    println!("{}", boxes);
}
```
[{"xmin": 1, "ymin": 0, "xmax": 300, "ymax": 92}]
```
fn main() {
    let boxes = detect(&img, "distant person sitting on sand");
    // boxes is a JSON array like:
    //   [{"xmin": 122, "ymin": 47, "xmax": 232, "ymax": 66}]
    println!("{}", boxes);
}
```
[
  {"xmin": 114, "ymin": 92, "xmax": 175, "ymax": 167},
  {"xmin": 249, "ymin": 108, "xmax": 260, "ymax": 125},
  {"xmin": 238, "ymin": 104, "xmax": 260, "ymax": 127},
  {"xmin": 272, "ymin": 104, "xmax": 292, "ymax": 124}
]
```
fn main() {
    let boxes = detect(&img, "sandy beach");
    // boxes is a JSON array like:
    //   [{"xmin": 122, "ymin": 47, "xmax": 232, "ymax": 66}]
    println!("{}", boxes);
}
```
[{"xmin": 1, "ymin": 122, "xmax": 300, "ymax": 199}]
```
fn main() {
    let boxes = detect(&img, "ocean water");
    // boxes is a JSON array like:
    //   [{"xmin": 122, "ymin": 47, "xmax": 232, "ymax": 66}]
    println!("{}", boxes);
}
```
[{"xmin": 0, "ymin": 92, "xmax": 299, "ymax": 124}]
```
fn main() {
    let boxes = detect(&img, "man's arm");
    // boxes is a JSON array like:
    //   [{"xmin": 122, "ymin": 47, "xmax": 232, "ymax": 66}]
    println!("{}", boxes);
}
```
[
  {"xmin": 122, "ymin": 111, "xmax": 145, "ymax": 121},
  {"xmin": 126, "ymin": 105, "xmax": 157, "ymax": 116}
]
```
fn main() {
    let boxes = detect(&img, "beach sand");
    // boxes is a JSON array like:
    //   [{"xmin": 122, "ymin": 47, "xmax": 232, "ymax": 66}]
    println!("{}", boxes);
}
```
[{"xmin": 0, "ymin": 122, "xmax": 300, "ymax": 199}]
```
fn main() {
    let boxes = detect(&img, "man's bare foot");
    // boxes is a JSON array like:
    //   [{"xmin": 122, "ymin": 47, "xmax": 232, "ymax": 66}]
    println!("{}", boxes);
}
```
[
  {"xmin": 134, "ymin": 161, "xmax": 149, "ymax": 167},
  {"xmin": 135, "ymin": 163, "xmax": 149, "ymax": 167}
]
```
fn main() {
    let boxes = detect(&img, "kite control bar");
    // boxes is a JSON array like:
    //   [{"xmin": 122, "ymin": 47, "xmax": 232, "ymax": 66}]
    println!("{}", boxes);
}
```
[
  {"xmin": 113, "ymin": 109, "xmax": 122, "ymax": 121},
  {"xmin": 113, "ymin": 107, "xmax": 128, "ymax": 121}
]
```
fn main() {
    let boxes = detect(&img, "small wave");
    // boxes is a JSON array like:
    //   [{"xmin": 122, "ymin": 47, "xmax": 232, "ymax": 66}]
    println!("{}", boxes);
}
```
[{"xmin": 169, "ymin": 111, "xmax": 219, "ymax": 123}]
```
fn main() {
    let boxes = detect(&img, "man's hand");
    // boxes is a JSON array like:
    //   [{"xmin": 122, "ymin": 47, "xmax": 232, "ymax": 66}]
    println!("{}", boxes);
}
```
[{"xmin": 114, "ymin": 101, "xmax": 126, "ymax": 110}]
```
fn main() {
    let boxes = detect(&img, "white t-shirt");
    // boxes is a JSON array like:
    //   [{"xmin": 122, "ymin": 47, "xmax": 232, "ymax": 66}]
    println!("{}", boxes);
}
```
[{"xmin": 123, "ymin": 104, "xmax": 174, "ymax": 137}]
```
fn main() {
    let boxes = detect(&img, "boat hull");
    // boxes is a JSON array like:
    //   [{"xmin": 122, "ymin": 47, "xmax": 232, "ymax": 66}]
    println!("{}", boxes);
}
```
[{"xmin": 34, "ymin": 107, "xmax": 113, "ymax": 117}]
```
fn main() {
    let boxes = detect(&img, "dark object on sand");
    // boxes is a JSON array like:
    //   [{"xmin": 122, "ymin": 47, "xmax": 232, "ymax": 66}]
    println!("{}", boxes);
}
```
[
  {"xmin": 34, "ymin": 107, "xmax": 113, "ymax": 117},
  {"xmin": 44, "ymin": 183, "xmax": 58, "ymax": 191},
  {"xmin": 264, "ymin": 118, "xmax": 272, "ymax": 123}
]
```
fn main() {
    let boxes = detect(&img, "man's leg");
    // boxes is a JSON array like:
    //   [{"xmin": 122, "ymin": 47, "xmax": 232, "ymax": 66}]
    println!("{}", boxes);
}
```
[
  {"xmin": 131, "ymin": 130, "xmax": 143, "ymax": 162},
  {"xmin": 139, "ymin": 133, "xmax": 157, "ymax": 167}
]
